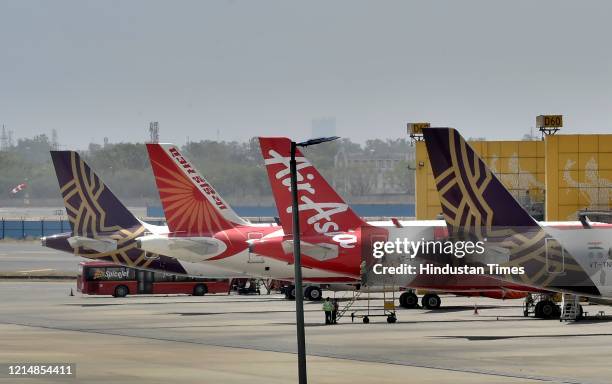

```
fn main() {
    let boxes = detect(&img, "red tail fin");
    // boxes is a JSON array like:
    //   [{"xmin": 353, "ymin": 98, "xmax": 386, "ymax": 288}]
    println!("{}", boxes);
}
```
[
  {"xmin": 146, "ymin": 143, "xmax": 247, "ymax": 235},
  {"xmin": 259, "ymin": 137, "xmax": 365, "ymax": 236}
]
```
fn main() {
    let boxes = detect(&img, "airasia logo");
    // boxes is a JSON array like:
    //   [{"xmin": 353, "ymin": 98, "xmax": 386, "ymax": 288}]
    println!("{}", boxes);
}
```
[
  {"xmin": 265, "ymin": 149, "xmax": 357, "ymax": 249},
  {"xmin": 168, "ymin": 147, "xmax": 227, "ymax": 209}
]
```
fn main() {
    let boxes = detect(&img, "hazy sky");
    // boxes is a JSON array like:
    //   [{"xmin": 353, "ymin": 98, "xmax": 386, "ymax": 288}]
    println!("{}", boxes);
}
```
[{"xmin": 1, "ymin": 0, "xmax": 611, "ymax": 148}]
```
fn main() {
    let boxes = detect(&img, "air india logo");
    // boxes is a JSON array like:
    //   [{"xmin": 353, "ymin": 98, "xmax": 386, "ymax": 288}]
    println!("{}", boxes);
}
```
[{"xmin": 168, "ymin": 147, "xmax": 227, "ymax": 210}]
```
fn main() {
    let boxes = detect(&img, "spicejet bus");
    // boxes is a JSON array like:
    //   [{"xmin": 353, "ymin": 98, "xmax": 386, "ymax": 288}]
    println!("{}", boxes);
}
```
[{"xmin": 77, "ymin": 261, "xmax": 231, "ymax": 297}]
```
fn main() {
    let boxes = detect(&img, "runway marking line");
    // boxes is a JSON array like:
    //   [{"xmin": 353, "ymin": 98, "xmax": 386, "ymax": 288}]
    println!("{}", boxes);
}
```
[{"xmin": 18, "ymin": 268, "xmax": 56, "ymax": 273}]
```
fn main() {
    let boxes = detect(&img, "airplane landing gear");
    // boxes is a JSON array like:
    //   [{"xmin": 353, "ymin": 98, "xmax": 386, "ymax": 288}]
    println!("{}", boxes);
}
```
[
  {"xmin": 534, "ymin": 300, "xmax": 560, "ymax": 319},
  {"xmin": 284, "ymin": 285, "xmax": 296, "ymax": 300},
  {"xmin": 283, "ymin": 285, "xmax": 323, "ymax": 301},
  {"xmin": 399, "ymin": 291, "xmax": 418, "ymax": 309},
  {"xmin": 525, "ymin": 294, "xmax": 561, "ymax": 319},
  {"xmin": 304, "ymin": 286, "xmax": 322, "ymax": 301},
  {"xmin": 421, "ymin": 293, "xmax": 441, "ymax": 309}
]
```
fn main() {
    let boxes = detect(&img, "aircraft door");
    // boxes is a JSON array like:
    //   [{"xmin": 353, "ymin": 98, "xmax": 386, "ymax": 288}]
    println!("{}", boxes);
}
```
[{"xmin": 248, "ymin": 232, "xmax": 265, "ymax": 263}]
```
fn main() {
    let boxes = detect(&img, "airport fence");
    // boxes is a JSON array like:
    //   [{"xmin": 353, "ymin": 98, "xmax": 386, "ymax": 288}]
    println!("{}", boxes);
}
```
[{"xmin": 0, "ymin": 214, "xmax": 417, "ymax": 240}]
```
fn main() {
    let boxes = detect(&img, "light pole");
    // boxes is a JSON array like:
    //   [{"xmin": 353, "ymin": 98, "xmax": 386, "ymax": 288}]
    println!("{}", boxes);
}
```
[{"xmin": 290, "ymin": 136, "xmax": 339, "ymax": 384}]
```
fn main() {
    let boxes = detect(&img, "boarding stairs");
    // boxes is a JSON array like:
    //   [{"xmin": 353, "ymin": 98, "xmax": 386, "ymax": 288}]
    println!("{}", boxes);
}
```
[
  {"xmin": 335, "ymin": 291, "xmax": 362, "ymax": 321},
  {"xmin": 560, "ymin": 293, "xmax": 581, "ymax": 321}
]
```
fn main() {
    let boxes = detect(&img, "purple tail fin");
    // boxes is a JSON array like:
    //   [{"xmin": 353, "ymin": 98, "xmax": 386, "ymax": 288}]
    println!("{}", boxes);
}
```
[
  {"xmin": 422, "ymin": 128, "xmax": 538, "ymax": 234},
  {"xmin": 50, "ymin": 151, "xmax": 140, "ymax": 235},
  {"xmin": 422, "ymin": 128, "xmax": 600, "ymax": 296}
]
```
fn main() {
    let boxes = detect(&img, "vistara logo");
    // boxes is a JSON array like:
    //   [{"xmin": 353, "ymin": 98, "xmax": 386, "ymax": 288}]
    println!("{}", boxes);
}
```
[{"xmin": 265, "ymin": 149, "xmax": 356, "ymax": 249}]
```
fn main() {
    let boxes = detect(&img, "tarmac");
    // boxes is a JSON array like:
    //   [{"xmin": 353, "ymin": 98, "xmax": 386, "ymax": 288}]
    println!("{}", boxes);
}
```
[
  {"xmin": 1, "ymin": 280, "xmax": 612, "ymax": 384},
  {"xmin": 0, "ymin": 241, "xmax": 86, "ymax": 277},
  {"xmin": 1, "ymin": 241, "xmax": 612, "ymax": 383}
]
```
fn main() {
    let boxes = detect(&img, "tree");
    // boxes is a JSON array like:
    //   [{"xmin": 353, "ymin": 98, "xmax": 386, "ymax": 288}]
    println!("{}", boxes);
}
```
[
  {"xmin": 385, "ymin": 160, "xmax": 415, "ymax": 194},
  {"xmin": 346, "ymin": 164, "xmax": 377, "ymax": 196}
]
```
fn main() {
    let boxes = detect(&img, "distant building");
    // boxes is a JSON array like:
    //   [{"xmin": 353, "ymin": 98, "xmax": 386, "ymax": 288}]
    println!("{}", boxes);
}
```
[{"xmin": 334, "ymin": 147, "xmax": 414, "ymax": 194}]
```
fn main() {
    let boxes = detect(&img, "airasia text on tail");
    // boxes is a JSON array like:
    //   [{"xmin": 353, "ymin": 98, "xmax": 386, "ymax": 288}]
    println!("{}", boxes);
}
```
[{"xmin": 263, "ymin": 148, "xmax": 357, "ymax": 249}]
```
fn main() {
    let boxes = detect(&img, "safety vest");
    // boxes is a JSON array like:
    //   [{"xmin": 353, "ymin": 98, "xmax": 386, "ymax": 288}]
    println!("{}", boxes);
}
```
[{"xmin": 323, "ymin": 301, "xmax": 333, "ymax": 311}]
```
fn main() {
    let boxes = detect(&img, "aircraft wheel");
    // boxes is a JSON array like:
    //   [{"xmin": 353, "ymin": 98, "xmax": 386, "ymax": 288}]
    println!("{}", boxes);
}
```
[
  {"xmin": 422, "ymin": 294, "xmax": 441, "ymax": 309},
  {"xmin": 285, "ymin": 285, "xmax": 296, "ymax": 300},
  {"xmin": 193, "ymin": 284, "xmax": 208, "ymax": 296},
  {"xmin": 114, "ymin": 285, "xmax": 129, "ymax": 298},
  {"xmin": 362, "ymin": 316, "xmax": 370, "ymax": 324},
  {"xmin": 305, "ymin": 286, "xmax": 322, "ymax": 301},
  {"xmin": 534, "ymin": 301, "xmax": 542, "ymax": 318},
  {"xmin": 387, "ymin": 315, "xmax": 397, "ymax": 323},
  {"xmin": 399, "ymin": 292, "xmax": 418, "ymax": 309},
  {"xmin": 538, "ymin": 301, "xmax": 558, "ymax": 319}
]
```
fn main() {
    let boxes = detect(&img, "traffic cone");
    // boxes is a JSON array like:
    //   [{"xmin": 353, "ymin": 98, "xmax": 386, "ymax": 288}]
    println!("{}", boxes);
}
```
[
  {"xmin": 473, "ymin": 303, "xmax": 479, "ymax": 315},
  {"xmin": 69, "ymin": 288, "xmax": 74, "ymax": 297}
]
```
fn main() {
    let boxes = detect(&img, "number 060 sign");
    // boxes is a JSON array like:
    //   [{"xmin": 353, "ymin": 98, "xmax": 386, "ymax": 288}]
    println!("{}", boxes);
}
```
[{"xmin": 536, "ymin": 115, "xmax": 563, "ymax": 128}]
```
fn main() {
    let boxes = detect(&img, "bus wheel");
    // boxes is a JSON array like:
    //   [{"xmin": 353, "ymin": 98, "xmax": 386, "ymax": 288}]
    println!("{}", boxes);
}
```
[
  {"xmin": 193, "ymin": 284, "xmax": 208, "ymax": 296},
  {"xmin": 114, "ymin": 285, "xmax": 129, "ymax": 298}
]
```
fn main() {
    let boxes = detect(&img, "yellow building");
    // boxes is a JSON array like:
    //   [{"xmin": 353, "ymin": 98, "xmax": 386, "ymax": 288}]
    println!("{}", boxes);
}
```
[
  {"xmin": 415, "ymin": 133, "xmax": 612, "ymax": 221},
  {"xmin": 545, "ymin": 134, "xmax": 612, "ymax": 220},
  {"xmin": 415, "ymin": 139, "xmax": 546, "ymax": 220}
]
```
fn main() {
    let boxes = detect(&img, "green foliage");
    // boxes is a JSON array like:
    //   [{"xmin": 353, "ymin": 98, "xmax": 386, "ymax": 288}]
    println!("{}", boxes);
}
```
[
  {"xmin": 15, "ymin": 134, "xmax": 54, "ymax": 164},
  {"xmin": 385, "ymin": 160, "xmax": 415, "ymax": 193},
  {"xmin": 0, "ymin": 134, "xmax": 415, "ymax": 203}
]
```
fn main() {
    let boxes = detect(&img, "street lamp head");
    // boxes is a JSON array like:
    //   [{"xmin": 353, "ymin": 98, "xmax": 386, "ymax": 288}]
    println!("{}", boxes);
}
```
[{"xmin": 296, "ymin": 136, "xmax": 340, "ymax": 147}]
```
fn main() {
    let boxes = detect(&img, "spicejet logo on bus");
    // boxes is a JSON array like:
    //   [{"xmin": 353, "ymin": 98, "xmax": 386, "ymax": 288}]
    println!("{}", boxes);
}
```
[
  {"xmin": 167, "ymin": 147, "xmax": 227, "ymax": 210},
  {"xmin": 93, "ymin": 270, "xmax": 105, "ymax": 280},
  {"xmin": 93, "ymin": 269, "xmax": 129, "ymax": 280}
]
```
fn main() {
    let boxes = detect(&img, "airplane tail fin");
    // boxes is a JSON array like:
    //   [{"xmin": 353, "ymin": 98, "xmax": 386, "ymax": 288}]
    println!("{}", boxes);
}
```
[
  {"xmin": 422, "ymin": 127, "xmax": 539, "ymax": 236},
  {"xmin": 50, "ymin": 151, "xmax": 141, "ymax": 235},
  {"xmin": 422, "ymin": 127, "xmax": 599, "ymax": 295},
  {"xmin": 258, "ymin": 137, "xmax": 365, "ymax": 236},
  {"xmin": 146, "ymin": 143, "xmax": 248, "ymax": 235}
]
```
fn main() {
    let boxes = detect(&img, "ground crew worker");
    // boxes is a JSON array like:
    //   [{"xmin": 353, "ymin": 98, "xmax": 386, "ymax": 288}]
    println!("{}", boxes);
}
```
[
  {"xmin": 332, "ymin": 298, "xmax": 339, "ymax": 324},
  {"xmin": 323, "ymin": 297, "xmax": 333, "ymax": 324}
]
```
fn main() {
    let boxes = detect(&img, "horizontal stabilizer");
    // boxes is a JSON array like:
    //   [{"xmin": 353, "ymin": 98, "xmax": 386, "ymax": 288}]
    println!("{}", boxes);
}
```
[
  {"xmin": 68, "ymin": 236, "xmax": 117, "ymax": 253},
  {"xmin": 281, "ymin": 240, "xmax": 339, "ymax": 261},
  {"xmin": 136, "ymin": 235, "xmax": 227, "ymax": 263}
]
